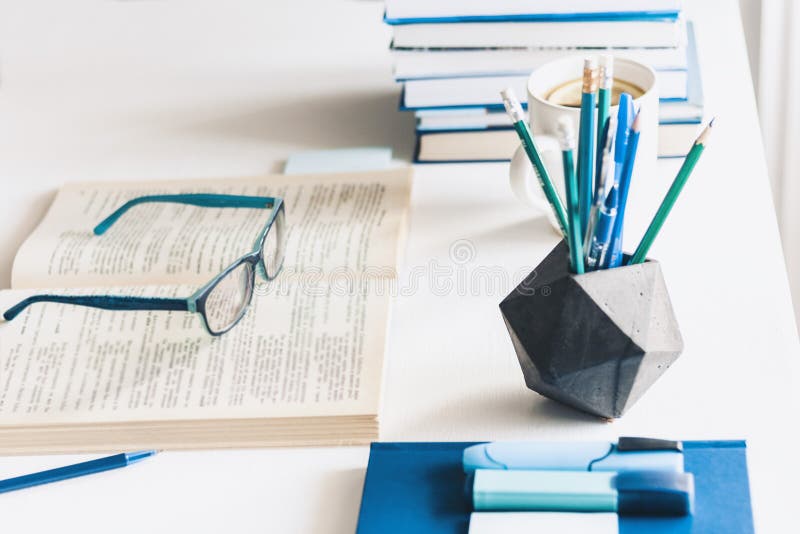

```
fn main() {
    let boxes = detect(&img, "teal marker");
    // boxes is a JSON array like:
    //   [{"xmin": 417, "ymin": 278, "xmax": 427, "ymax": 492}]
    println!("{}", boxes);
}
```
[{"xmin": 467, "ymin": 469, "xmax": 694, "ymax": 516}]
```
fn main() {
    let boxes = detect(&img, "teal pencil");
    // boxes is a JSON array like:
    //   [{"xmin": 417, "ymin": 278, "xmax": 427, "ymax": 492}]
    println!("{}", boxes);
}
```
[
  {"xmin": 629, "ymin": 119, "xmax": 714, "ymax": 264},
  {"xmin": 501, "ymin": 87, "xmax": 569, "ymax": 238},
  {"xmin": 595, "ymin": 55, "xmax": 613, "ymax": 188},
  {"xmin": 556, "ymin": 117, "xmax": 584, "ymax": 274},
  {"xmin": 577, "ymin": 58, "xmax": 598, "ymax": 239}
]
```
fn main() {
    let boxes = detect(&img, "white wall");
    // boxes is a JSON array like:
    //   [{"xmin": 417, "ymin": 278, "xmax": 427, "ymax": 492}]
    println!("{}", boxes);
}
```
[
  {"xmin": 739, "ymin": 0, "xmax": 761, "ymax": 89},
  {"xmin": 737, "ymin": 0, "xmax": 800, "ymax": 326}
]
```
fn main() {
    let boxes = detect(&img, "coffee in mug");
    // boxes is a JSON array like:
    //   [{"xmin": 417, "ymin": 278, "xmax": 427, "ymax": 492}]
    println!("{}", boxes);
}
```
[{"xmin": 546, "ymin": 79, "xmax": 646, "ymax": 108}]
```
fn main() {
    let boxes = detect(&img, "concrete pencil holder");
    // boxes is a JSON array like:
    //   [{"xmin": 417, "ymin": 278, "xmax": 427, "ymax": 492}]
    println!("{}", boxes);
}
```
[{"xmin": 500, "ymin": 241, "xmax": 684, "ymax": 419}]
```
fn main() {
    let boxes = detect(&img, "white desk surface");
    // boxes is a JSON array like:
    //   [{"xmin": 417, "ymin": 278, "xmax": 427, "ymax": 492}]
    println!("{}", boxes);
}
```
[{"xmin": 1, "ymin": 1, "xmax": 798, "ymax": 532}]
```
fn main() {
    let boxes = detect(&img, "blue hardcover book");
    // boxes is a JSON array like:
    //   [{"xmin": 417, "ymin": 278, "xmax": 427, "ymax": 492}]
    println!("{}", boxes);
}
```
[
  {"xmin": 384, "ymin": 0, "xmax": 682, "ymax": 25},
  {"xmin": 399, "ymin": 22, "xmax": 699, "ymax": 120},
  {"xmin": 355, "ymin": 441, "xmax": 754, "ymax": 534},
  {"xmin": 398, "ymin": 21, "xmax": 698, "ymax": 113},
  {"xmin": 401, "ymin": 71, "xmax": 688, "ymax": 110},
  {"xmin": 660, "ymin": 21, "xmax": 704, "ymax": 125}
]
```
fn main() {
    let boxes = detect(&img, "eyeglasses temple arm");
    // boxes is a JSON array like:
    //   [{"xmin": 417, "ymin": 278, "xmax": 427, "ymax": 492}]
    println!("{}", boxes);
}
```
[
  {"xmin": 94, "ymin": 194, "xmax": 277, "ymax": 235},
  {"xmin": 3, "ymin": 295, "xmax": 189, "ymax": 321}
]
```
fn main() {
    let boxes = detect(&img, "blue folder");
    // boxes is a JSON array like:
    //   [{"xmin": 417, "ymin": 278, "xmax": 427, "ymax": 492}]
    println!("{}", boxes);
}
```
[{"xmin": 356, "ymin": 441, "xmax": 754, "ymax": 534}]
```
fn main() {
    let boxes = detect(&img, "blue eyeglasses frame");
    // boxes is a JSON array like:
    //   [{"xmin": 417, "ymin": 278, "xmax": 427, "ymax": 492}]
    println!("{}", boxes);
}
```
[{"xmin": 3, "ymin": 193, "xmax": 286, "ymax": 336}]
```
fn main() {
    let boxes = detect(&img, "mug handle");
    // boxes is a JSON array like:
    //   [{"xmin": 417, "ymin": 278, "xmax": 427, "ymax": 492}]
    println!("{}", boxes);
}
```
[{"xmin": 509, "ymin": 135, "xmax": 565, "ymax": 234}]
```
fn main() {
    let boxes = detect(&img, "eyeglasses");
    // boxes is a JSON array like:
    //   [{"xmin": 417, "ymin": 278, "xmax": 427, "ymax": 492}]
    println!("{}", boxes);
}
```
[{"xmin": 2, "ymin": 193, "xmax": 286, "ymax": 336}]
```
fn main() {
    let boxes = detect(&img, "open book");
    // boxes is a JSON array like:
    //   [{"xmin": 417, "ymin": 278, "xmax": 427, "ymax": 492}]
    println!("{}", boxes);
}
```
[{"xmin": 0, "ymin": 168, "xmax": 412, "ymax": 453}]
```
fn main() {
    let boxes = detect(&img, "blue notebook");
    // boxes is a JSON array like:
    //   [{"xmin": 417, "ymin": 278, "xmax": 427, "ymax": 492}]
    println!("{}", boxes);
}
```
[{"xmin": 356, "ymin": 441, "xmax": 754, "ymax": 534}]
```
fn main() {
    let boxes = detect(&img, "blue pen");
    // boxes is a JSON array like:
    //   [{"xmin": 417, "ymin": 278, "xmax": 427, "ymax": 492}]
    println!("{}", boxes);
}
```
[
  {"xmin": 586, "ymin": 186, "xmax": 618, "ymax": 270},
  {"xmin": 608, "ymin": 110, "xmax": 643, "ymax": 268},
  {"xmin": 0, "ymin": 451, "xmax": 156, "ymax": 494},
  {"xmin": 577, "ymin": 57, "xmax": 598, "ymax": 238},
  {"xmin": 583, "ymin": 118, "xmax": 615, "ymax": 270},
  {"xmin": 592, "ymin": 117, "xmax": 613, "ymax": 207}
]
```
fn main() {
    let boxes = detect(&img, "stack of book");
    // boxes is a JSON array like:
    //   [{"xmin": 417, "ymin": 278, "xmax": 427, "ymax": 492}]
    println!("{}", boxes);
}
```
[{"xmin": 385, "ymin": 0, "xmax": 704, "ymax": 163}]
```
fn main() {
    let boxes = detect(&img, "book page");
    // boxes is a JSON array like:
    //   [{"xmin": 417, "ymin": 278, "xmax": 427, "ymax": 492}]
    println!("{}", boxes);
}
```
[
  {"xmin": 11, "ymin": 168, "xmax": 412, "ymax": 289},
  {"xmin": 0, "ymin": 278, "xmax": 391, "ymax": 425}
]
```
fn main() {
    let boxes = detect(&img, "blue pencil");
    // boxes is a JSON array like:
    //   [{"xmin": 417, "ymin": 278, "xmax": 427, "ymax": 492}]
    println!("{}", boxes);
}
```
[
  {"xmin": 0, "ymin": 451, "xmax": 156, "ymax": 494},
  {"xmin": 601, "ymin": 94, "xmax": 634, "ymax": 269},
  {"xmin": 577, "ymin": 57, "xmax": 598, "ymax": 239},
  {"xmin": 607, "ymin": 110, "xmax": 642, "ymax": 268},
  {"xmin": 613, "ymin": 93, "xmax": 635, "ymax": 190}
]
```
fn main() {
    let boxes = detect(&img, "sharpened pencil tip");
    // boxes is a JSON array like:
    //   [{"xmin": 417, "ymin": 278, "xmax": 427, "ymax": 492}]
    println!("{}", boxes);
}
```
[
  {"xmin": 125, "ymin": 450, "xmax": 158, "ymax": 464},
  {"xmin": 631, "ymin": 109, "xmax": 642, "ymax": 131},
  {"xmin": 696, "ymin": 118, "xmax": 715, "ymax": 146}
]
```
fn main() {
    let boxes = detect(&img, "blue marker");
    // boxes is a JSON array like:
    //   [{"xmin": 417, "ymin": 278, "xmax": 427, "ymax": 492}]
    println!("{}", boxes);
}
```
[
  {"xmin": 0, "ymin": 451, "xmax": 156, "ymax": 494},
  {"xmin": 463, "ymin": 437, "xmax": 684, "ymax": 474},
  {"xmin": 466, "ymin": 469, "xmax": 694, "ymax": 516}
]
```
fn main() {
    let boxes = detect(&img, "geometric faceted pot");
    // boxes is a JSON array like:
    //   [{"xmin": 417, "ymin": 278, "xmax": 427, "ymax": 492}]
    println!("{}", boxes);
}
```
[{"xmin": 500, "ymin": 241, "xmax": 683, "ymax": 419}]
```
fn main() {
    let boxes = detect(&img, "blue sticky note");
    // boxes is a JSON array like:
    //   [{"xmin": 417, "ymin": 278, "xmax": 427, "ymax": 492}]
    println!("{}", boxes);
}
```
[{"xmin": 284, "ymin": 147, "xmax": 393, "ymax": 174}]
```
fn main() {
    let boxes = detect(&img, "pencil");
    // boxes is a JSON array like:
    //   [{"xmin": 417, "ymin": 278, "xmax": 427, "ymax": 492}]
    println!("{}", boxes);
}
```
[
  {"xmin": 606, "ymin": 109, "xmax": 642, "ymax": 268},
  {"xmin": 595, "ymin": 55, "xmax": 613, "ymax": 189},
  {"xmin": 500, "ymin": 87, "xmax": 569, "ymax": 238},
  {"xmin": 557, "ymin": 117, "xmax": 584, "ymax": 274},
  {"xmin": 628, "ymin": 119, "xmax": 714, "ymax": 265},
  {"xmin": 577, "ymin": 57, "xmax": 598, "ymax": 239}
]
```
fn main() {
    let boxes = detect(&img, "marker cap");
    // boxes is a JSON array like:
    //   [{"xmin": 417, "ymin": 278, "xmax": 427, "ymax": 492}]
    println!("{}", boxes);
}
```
[{"xmin": 616, "ymin": 471, "xmax": 695, "ymax": 516}]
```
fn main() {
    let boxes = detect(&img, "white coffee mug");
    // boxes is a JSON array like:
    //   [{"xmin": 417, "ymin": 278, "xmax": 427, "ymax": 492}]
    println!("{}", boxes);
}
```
[{"xmin": 509, "ymin": 56, "xmax": 658, "ymax": 233}]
